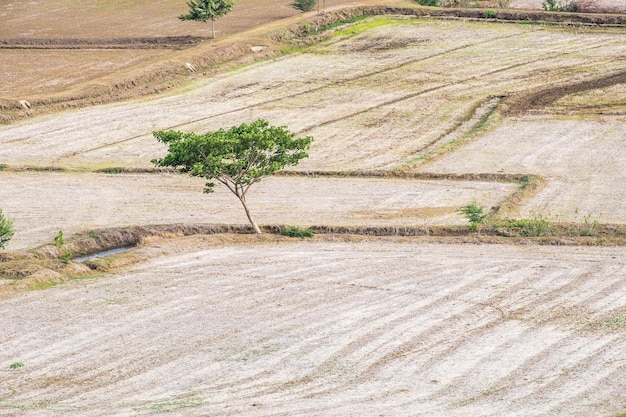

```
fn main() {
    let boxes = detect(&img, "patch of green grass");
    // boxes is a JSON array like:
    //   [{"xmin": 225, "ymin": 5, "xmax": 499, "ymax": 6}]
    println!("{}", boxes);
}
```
[
  {"xmin": 280, "ymin": 226, "xmax": 314, "ymax": 238},
  {"xmin": 569, "ymin": 210, "xmax": 600, "ymax": 237},
  {"xmin": 5, "ymin": 399, "xmax": 51, "ymax": 411},
  {"xmin": 494, "ymin": 214, "xmax": 553, "ymax": 237},
  {"xmin": 608, "ymin": 316, "xmax": 626, "ymax": 328},
  {"xmin": 150, "ymin": 397, "xmax": 204, "ymax": 412},
  {"xmin": 485, "ymin": 9, "xmax": 498, "ymax": 19},
  {"xmin": 60, "ymin": 248, "xmax": 73, "ymax": 264},
  {"xmin": 330, "ymin": 16, "xmax": 397, "ymax": 38},
  {"xmin": 9, "ymin": 362, "xmax": 24, "ymax": 369}
]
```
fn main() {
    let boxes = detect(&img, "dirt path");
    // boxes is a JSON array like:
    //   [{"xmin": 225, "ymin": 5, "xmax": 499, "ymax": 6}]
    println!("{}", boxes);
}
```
[{"xmin": 1, "ymin": 237, "xmax": 624, "ymax": 416}]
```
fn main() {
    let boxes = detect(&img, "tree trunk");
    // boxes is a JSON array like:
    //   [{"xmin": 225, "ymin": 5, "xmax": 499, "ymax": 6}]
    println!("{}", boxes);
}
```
[
  {"xmin": 211, "ymin": 19, "xmax": 216, "ymax": 38},
  {"xmin": 238, "ymin": 196, "xmax": 261, "ymax": 234}
]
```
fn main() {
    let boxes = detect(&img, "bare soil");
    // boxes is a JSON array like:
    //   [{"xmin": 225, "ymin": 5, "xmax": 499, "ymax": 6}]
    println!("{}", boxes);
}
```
[
  {"xmin": 1, "ymin": 236, "xmax": 624, "ymax": 416},
  {"xmin": 0, "ymin": 4, "xmax": 625, "ymax": 417},
  {"xmin": 0, "ymin": 171, "xmax": 515, "ymax": 251}
]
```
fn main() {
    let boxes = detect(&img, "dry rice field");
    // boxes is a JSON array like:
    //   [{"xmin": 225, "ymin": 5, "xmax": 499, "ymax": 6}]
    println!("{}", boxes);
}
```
[{"xmin": 0, "ymin": 5, "xmax": 625, "ymax": 417}]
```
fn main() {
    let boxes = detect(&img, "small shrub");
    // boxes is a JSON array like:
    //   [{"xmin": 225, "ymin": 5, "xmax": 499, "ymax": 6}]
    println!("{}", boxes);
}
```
[
  {"xmin": 570, "ymin": 211, "xmax": 600, "ymax": 237},
  {"xmin": 10, "ymin": 362, "xmax": 24, "ymax": 369},
  {"xmin": 0, "ymin": 208, "xmax": 15, "ymax": 250},
  {"xmin": 415, "ymin": 0, "xmax": 439, "ymax": 6},
  {"xmin": 53, "ymin": 230, "xmax": 65, "ymax": 246},
  {"xmin": 60, "ymin": 248, "xmax": 73, "ymax": 264},
  {"xmin": 280, "ymin": 226, "xmax": 314, "ymax": 238},
  {"xmin": 292, "ymin": 0, "xmax": 316, "ymax": 12},
  {"xmin": 457, "ymin": 200, "xmax": 488, "ymax": 231},
  {"xmin": 485, "ymin": 9, "xmax": 497, "ymax": 18}
]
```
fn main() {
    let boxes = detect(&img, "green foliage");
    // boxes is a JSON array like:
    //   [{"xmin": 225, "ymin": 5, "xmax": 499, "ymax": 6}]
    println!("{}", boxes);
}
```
[
  {"xmin": 153, "ymin": 119, "xmax": 312, "ymax": 233},
  {"xmin": 292, "ymin": 0, "xmax": 316, "ymax": 12},
  {"xmin": 280, "ymin": 226, "xmax": 314, "ymax": 238},
  {"xmin": 457, "ymin": 200, "xmax": 487, "ymax": 231},
  {"xmin": 0, "ymin": 208, "xmax": 15, "ymax": 251},
  {"xmin": 495, "ymin": 214, "xmax": 553, "ymax": 237},
  {"xmin": 485, "ymin": 9, "xmax": 497, "ymax": 18},
  {"xmin": 53, "ymin": 230, "xmax": 65, "ymax": 246},
  {"xmin": 179, "ymin": 0, "xmax": 235, "ymax": 38},
  {"xmin": 60, "ymin": 248, "xmax": 73, "ymax": 264},
  {"xmin": 542, "ymin": 0, "xmax": 579, "ymax": 11},
  {"xmin": 569, "ymin": 211, "xmax": 600, "ymax": 237},
  {"xmin": 414, "ymin": 0, "xmax": 439, "ymax": 5},
  {"xmin": 10, "ymin": 362, "xmax": 23, "ymax": 370}
]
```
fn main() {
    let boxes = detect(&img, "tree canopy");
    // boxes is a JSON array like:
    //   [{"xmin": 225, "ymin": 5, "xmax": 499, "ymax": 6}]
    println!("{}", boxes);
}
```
[
  {"xmin": 179, "ymin": 0, "xmax": 235, "ymax": 38},
  {"xmin": 152, "ymin": 119, "xmax": 313, "ymax": 234}
]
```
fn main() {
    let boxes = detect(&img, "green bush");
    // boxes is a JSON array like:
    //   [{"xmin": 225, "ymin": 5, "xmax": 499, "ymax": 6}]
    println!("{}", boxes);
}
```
[
  {"xmin": 457, "ymin": 200, "xmax": 488, "ymax": 231},
  {"xmin": 415, "ymin": 0, "xmax": 439, "ymax": 5},
  {"xmin": 53, "ymin": 230, "xmax": 65, "ymax": 246},
  {"xmin": 485, "ymin": 9, "xmax": 497, "ymax": 18},
  {"xmin": 0, "ymin": 209, "xmax": 15, "ymax": 250},
  {"xmin": 280, "ymin": 226, "xmax": 314, "ymax": 238},
  {"xmin": 292, "ymin": 0, "xmax": 316, "ymax": 12},
  {"xmin": 60, "ymin": 248, "xmax": 73, "ymax": 264}
]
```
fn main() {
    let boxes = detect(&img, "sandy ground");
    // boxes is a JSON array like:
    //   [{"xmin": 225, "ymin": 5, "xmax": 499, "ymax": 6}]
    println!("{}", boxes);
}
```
[
  {"xmin": 1, "ymin": 20, "xmax": 624, "ymax": 229},
  {"xmin": 0, "ymin": 171, "xmax": 515, "ymax": 251},
  {"xmin": 426, "ymin": 115, "xmax": 626, "ymax": 223},
  {"xmin": 511, "ymin": 0, "xmax": 625, "ymax": 12},
  {"xmin": 0, "ymin": 237, "xmax": 625, "ymax": 416},
  {"xmin": 1, "ymin": 12, "xmax": 625, "ymax": 417}
]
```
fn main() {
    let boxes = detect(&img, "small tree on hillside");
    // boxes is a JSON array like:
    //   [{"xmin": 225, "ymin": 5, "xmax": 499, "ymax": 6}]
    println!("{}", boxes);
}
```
[
  {"xmin": 0, "ymin": 209, "xmax": 15, "ymax": 251},
  {"xmin": 292, "ymin": 0, "xmax": 317, "ymax": 12},
  {"xmin": 179, "ymin": 0, "xmax": 235, "ymax": 39},
  {"xmin": 152, "ymin": 119, "xmax": 313, "ymax": 234}
]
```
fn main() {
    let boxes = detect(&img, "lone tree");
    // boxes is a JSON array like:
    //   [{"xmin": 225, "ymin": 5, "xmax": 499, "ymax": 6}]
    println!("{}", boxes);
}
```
[
  {"xmin": 179, "ymin": 0, "xmax": 235, "ymax": 39},
  {"xmin": 152, "ymin": 119, "xmax": 313, "ymax": 234},
  {"xmin": 0, "ymin": 208, "xmax": 15, "ymax": 251}
]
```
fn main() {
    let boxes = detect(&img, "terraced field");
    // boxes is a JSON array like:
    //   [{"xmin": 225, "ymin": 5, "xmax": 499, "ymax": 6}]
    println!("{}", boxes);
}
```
[
  {"xmin": 0, "ymin": 7, "xmax": 625, "ymax": 417},
  {"xmin": 1, "ymin": 237, "xmax": 625, "ymax": 416}
]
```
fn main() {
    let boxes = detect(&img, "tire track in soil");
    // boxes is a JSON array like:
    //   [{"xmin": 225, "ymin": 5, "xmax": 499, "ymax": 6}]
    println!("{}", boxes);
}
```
[
  {"xmin": 56, "ymin": 31, "xmax": 620, "ymax": 168},
  {"xmin": 344, "ymin": 264, "xmax": 621, "ymax": 409},
  {"xmin": 53, "ymin": 29, "xmax": 530, "ymax": 164},
  {"xmin": 548, "ymin": 356, "xmax": 626, "ymax": 415},
  {"xmin": 516, "ymin": 337, "xmax": 625, "ymax": 413},
  {"xmin": 264, "ymin": 261, "xmax": 537, "ymax": 398},
  {"xmin": 504, "ymin": 69, "xmax": 626, "ymax": 115},
  {"xmin": 1, "ymin": 241, "xmax": 624, "ymax": 415},
  {"xmin": 247, "ymin": 254, "xmax": 622, "ymax": 406}
]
